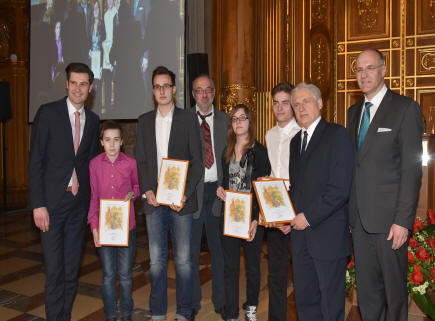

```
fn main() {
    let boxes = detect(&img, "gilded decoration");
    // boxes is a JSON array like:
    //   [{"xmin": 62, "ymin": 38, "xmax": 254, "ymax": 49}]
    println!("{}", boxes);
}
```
[
  {"xmin": 392, "ymin": 39, "xmax": 400, "ymax": 48},
  {"xmin": 420, "ymin": 49, "xmax": 435, "ymax": 72},
  {"xmin": 311, "ymin": 34, "xmax": 330, "ymax": 93},
  {"xmin": 357, "ymin": 0, "xmax": 380, "ymax": 31},
  {"xmin": 311, "ymin": 0, "xmax": 328, "ymax": 24},
  {"xmin": 337, "ymin": 82, "xmax": 345, "ymax": 90},
  {"xmin": 430, "ymin": 106, "xmax": 435, "ymax": 134},
  {"xmin": 407, "ymin": 38, "xmax": 414, "ymax": 46},
  {"xmin": 392, "ymin": 79, "xmax": 400, "ymax": 88},
  {"xmin": 221, "ymin": 84, "xmax": 257, "ymax": 115},
  {"xmin": 430, "ymin": 0, "xmax": 435, "ymax": 19},
  {"xmin": 338, "ymin": 44, "xmax": 344, "ymax": 52},
  {"xmin": 406, "ymin": 78, "xmax": 414, "ymax": 86},
  {"xmin": 0, "ymin": 20, "xmax": 10, "ymax": 60}
]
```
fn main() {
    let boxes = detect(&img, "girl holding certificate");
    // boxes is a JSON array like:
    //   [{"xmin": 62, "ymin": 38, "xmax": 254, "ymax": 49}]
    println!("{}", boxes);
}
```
[
  {"xmin": 87, "ymin": 121, "xmax": 140, "ymax": 321},
  {"xmin": 216, "ymin": 104, "xmax": 271, "ymax": 321}
]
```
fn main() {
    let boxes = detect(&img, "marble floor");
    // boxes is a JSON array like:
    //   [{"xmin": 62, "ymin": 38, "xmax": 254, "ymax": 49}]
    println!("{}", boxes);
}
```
[{"xmin": 0, "ymin": 210, "xmax": 429, "ymax": 321}]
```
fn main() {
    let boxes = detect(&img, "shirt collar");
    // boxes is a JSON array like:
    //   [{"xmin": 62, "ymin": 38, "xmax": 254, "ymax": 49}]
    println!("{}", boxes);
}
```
[
  {"xmin": 364, "ymin": 84, "xmax": 387, "ymax": 107},
  {"xmin": 156, "ymin": 104, "xmax": 175, "ymax": 120},
  {"xmin": 277, "ymin": 117, "xmax": 297, "ymax": 134},
  {"xmin": 195, "ymin": 105, "xmax": 214, "ymax": 117},
  {"xmin": 102, "ymin": 151, "xmax": 126, "ymax": 163},
  {"xmin": 66, "ymin": 97, "xmax": 84, "ymax": 116},
  {"xmin": 304, "ymin": 116, "xmax": 321, "ymax": 137}
]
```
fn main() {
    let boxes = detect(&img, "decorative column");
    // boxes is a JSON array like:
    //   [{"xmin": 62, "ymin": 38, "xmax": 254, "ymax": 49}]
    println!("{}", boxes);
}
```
[{"xmin": 219, "ymin": 0, "xmax": 256, "ymax": 114}]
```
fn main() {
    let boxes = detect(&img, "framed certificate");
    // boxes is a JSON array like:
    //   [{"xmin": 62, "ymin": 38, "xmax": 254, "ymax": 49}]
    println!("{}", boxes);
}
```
[
  {"xmin": 253, "ymin": 179, "xmax": 295, "ymax": 224},
  {"xmin": 99, "ymin": 199, "xmax": 130, "ymax": 246},
  {"xmin": 156, "ymin": 158, "xmax": 189, "ymax": 207},
  {"xmin": 223, "ymin": 190, "xmax": 252, "ymax": 240}
]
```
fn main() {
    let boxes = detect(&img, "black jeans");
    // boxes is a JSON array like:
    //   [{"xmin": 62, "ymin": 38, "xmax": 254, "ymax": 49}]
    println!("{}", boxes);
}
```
[
  {"xmin": 190, "ymin": 182, "xmax": 225, "ymax": 312},
  {"xmin": 222, "ymin": 225, "xmax": 264, "ymax": 319},
  {"xmin": 267, "ymin": 228, "xmax": 291, "ymax": 321}
]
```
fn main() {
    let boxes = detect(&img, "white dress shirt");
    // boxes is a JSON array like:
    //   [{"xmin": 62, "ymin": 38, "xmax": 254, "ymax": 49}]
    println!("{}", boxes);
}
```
[
  {"xmin": 196, "ymin": 105, "xmax": 218, "ymax": 183},
  {"xmin": 66, "ymin": 98, "xmax": 85, "ymax": 187},
  {"xmin": 265, "ymin": 118, "xmax": 300, "ymax": 179},
  {"xmin": 156, "ymin": 105, "xmax": 174, "ymax": 178},
  {"xmin": 358, "ymin": 84, "xmax": 388, "ymax": 131}
]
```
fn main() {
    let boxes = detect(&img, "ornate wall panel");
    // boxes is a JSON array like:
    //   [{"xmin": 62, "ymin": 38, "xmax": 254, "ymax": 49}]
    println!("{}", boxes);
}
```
[{"xmin": 0, "ymin": 0, "xmax": 29, "ymax": 209}]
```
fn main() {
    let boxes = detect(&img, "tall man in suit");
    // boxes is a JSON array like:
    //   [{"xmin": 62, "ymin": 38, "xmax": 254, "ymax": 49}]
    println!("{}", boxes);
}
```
[
  {"xmin": 28, "ymin": 63, "xmax": 100, "ymax": 321},
  {"xmin": 136, "ymin": 66, "xmax": 202, "ymax": 321},
  {"xmin": 189, "ymin": 75, "xmax": 228, "ymax": 320},
  {"xmin": 289, "ymin": 83, "xmax": 353, "ymax": 321},
  {"xmin": 347, "ymin": 49, "xmax": 422, "ymax": 321}
]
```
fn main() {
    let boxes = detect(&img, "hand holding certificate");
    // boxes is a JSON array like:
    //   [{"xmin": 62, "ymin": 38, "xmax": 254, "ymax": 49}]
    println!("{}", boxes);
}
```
[
  {"xmin": 223, "ymin": 191, "xmax": 253, "ymax": 240},
  {"xmin": 253, "ymin": 179, "xmax": 295, "ymax": 225},
  {"xmin": 156, "ymin": 158, "xmax": 189, "ymax": 208},
  {"xmin": 99, "ymin": 199, "xmax": 131, "ymax": 246}
]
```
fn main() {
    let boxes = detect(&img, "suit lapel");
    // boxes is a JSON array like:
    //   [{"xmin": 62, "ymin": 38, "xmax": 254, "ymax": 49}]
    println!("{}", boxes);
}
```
[
  {"xmin": 59, "ymin": 98, "xmax": 76, "ymax": 156},
  {"xmin": 358, "ymin": 90, "xmax": 392, "ymax": 160},
  {"xmin": 77, "ymin": 107, "xmax": 91, "ymax": 155},
  {"xmin": 168, "ymin": 107, "xmax": 178, "ymax": 156},
  {"xmin": 348, "ymin": 100, "xmax": 364, "ymax": 148},
  {"xmin": 302, "ymin": 118, "xmax": 326, "ymax": 160}
]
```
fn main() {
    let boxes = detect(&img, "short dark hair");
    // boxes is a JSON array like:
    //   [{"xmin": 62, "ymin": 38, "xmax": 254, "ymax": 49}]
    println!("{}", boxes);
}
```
[
  {"xmin": 100, "ymin": 120, "xmax": 123, "ymax": 140},
  {"xmin": 65, "ymin": 62, "xmax": 94, "ymax": 84},
  {"xmin": 271, "ymin": 81, "xmax": 294, "ymax": 97},
  {"xmin": 152, "ymin": 66, "xmax": 176, "ymax": 85}
]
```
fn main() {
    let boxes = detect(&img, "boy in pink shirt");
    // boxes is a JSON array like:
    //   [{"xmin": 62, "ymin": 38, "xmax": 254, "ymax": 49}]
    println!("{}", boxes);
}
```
[{"xmin": 88, "ymin": 120, "xmax": 140, "ymax": 321}]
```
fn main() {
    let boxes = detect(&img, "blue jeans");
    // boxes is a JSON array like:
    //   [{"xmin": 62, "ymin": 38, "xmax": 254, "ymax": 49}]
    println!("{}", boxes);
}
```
[
  {"xmin": 98, "ymin": 228, "xmax": 136, "ymax": 319},
  {"xmin": 146, "ymin": 206, "xmax": 193, "ymax": 320}
]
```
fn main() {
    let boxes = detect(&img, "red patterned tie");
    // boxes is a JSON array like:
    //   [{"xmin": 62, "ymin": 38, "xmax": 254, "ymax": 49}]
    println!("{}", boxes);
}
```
[
  {"xmin": 71, "ymin": 111, "xmax": 80, "ymax": 196},
  {"xmin": 197, "ymin": 111, "xmax": 214, "ymax": 169}
]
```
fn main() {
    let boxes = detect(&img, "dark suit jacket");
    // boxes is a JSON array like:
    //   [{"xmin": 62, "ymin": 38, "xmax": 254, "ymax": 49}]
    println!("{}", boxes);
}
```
[
  {"xmin": 136, "ymin": 106, "xmax": 203, "ymax": 215},
  {"xmin": 28, "ymin": 97, "xmax": 100, "ymax": 212},
  {"xmin": 189, "ymin": 107, "xmax": 229, "ymax": 219},
  {"xmin": 289, "ymin": 119, "xmax": 353, "ymax": 260},
  {"xmin": 347, "ymin": 89, "xmax": 422, "ymax": 233},
  {"xmin": 221, "ymin": 141, "xmax": 271, "ymax": 221}
]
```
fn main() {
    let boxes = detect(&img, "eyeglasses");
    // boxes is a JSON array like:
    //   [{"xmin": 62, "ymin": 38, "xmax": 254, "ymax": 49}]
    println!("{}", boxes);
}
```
[
  {"xmin": 153, "ymin": 83, "xmax": 174, "ymax": 91},
  {"xmin": 355, "ymin": 64, "xmax": 384, "ymax": 74},
  {"xmin": 231, "ymin": 115, "xmax": 249, "ymax": 123},
  {"xmin": 194, "ymin": 88, "xmax": 214, "ymax": 95}
]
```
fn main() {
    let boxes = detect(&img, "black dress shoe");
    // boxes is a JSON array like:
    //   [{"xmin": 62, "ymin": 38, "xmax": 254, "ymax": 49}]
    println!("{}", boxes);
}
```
[
  {"xmin": 190, "ymin": 308, "xmax": 198, "ymax": 321},
  {"xmin": 215, "ymin": 307, "xmax": 226, "ymax": 321}
]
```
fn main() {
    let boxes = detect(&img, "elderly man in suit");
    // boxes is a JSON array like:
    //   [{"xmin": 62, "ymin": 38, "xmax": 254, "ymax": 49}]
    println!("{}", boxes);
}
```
[
  {"xmin": 289, "ymin": 82, "xmax": 353, "ymax": 321},
  {"xmin": 347, "ymin": 49, "xmax": 422, "ymax": 321},
  {"xmin": 28, "ymin": 62, "xmax": 100, "ymax": 321},
  {"xmin": 189, "ymin": 74, "xmax": 228, "ymax": 320},
  {"xmin": 135, "ymin": 66, "xmax": 202, "ymax": 321}
]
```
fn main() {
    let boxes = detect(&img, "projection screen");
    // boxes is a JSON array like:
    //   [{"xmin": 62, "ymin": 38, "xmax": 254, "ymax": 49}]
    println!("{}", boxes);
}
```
[{"xmin": 29, "ymin": 0, "xmax": 185, "ymax": 121}]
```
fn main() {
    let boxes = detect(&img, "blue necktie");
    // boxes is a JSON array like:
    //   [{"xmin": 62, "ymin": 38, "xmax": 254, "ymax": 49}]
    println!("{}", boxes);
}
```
[{"xmin": 358, "ymin": 102, "xmax": 373, "ymax": 150}]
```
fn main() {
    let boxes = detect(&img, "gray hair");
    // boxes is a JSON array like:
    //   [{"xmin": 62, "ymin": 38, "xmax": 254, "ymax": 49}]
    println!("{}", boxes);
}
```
[
  {"xmin": 192, "ymin": 74, "xmax": 215, "ymax": 89},
  {"xmin": 290, "ymin": 82, "xmax": 322, "ymax": 105}
]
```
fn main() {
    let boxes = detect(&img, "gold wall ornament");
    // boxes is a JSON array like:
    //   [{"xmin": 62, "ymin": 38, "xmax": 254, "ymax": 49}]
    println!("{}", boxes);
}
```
[
  {"xmin": 392, "ymin": 79, "xmax": 400, "ymax": 88},
  {"xmin": 311, "ymin": 34, "xmax": 330, "ymax": 93},
  {"xmin": 406, "ymin": 78, "xmax": 414, "ymax": 87},
  {"xmin": 392, "ymin": 39, "xmax": 400, "ymax": 48},
  {"xmin": 421, "ymin": 50, "xmax": 435, "ymax": 71},
  {"xmin": 311, "ymin": 0, "xmax": 328, "ymax": 24},
  {"xmin": 430, "ymin": 0, "xmax": 435, "ymax": 19},
  {"xmin": 407, "ymin": 38, "xmax": 414, "ymax": 46},
  {"xmin": 338, "ymin": 44, "xmax": 345, "ymax": 52},
  {"xmin": 430, "ymin": 106, "xmax": 435, "ymax": 134},
  {"xmin": 357, "ymin": 0, "xmax": 380, "ymax": 31},
  {"xmin": 337, "ymin": 82, "xmax": 345, "ymax": 90},
  {"xmin": 220, "ymin": 84, "xmax": 257, "ymax": 115},
  {"xmin": 0, "ymin": 21, "xmax": 10, "ymax": 60}
]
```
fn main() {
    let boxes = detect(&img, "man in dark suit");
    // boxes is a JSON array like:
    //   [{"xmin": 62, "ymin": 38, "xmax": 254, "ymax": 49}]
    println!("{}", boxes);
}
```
[
  {"xmin": 135, "ymin": 66, "xmax": 202, "ymax": 321},
  {"xmin": 28, "ymin": 63, "xmax": 100, "ymax": 321},
  {"xmin": 189, "ymin": 75, "xmax": 228, "ymax": 320},
  {"xmin": 347, "ymin": 49, "xmax": 422, "ymax": 321},
  {"xmin": 288, "ymin": 82, "xmax": 353, "ymax": 321}
]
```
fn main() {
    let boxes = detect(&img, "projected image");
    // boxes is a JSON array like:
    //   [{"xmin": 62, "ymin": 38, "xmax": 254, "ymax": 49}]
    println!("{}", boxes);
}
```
[{"xmin": 29, "ymin": 0, "xmax": 185, "ymax": 121}]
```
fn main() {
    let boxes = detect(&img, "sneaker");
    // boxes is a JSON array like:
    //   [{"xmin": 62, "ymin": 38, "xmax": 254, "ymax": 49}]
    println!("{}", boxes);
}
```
[{"xmin": 243, "ymin": 305, "xmax": 257, "ymax": 321}]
